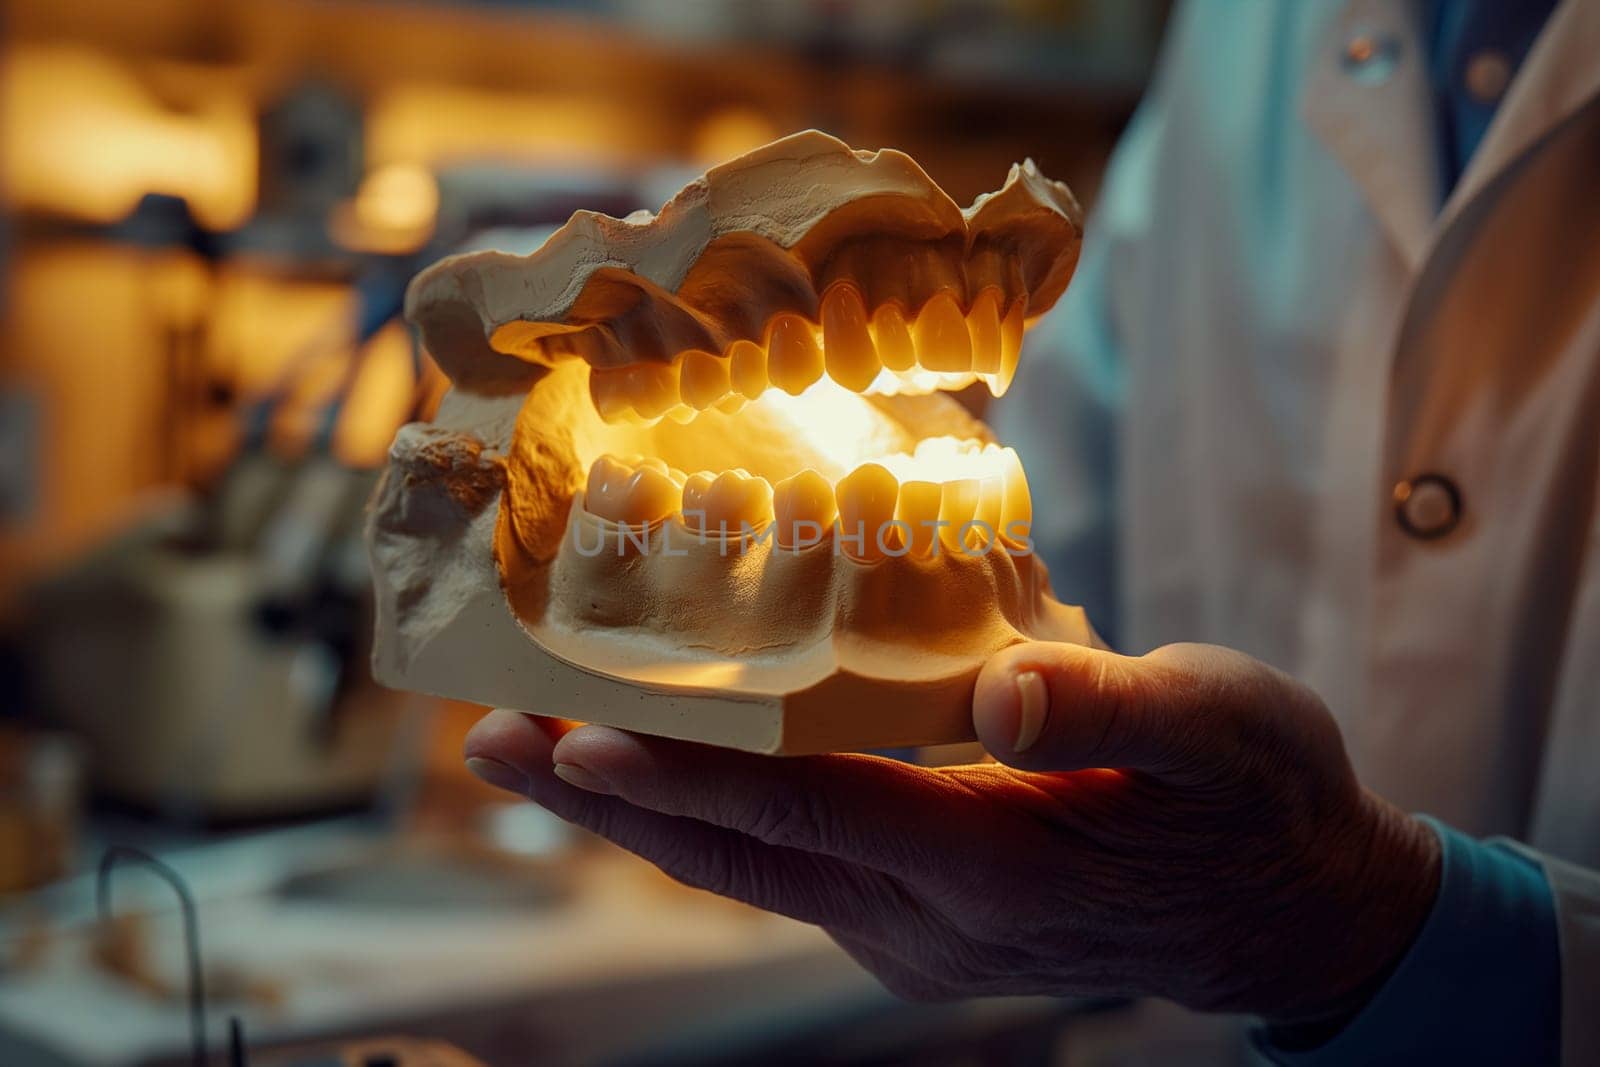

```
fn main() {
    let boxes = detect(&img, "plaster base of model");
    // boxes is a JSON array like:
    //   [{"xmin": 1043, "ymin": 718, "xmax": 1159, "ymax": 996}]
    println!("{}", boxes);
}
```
[{"xmin": 368, "ymin": 410, "xmax": 1093, "ymax": 754}]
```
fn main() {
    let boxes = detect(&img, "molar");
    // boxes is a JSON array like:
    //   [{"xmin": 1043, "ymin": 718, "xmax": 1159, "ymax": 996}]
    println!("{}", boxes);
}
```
[
  {"xmin": 773, "ymin": 469, "xmax": 838, "ymax": 550},
  {"xmin": 585, "ymin": 455, "xmax": 684, "ymax": 525},
  {"xmin": 633, "ymin": 456, "xmax": 687, "ymax": 482},
  {"xmin": 699, "ymin": 469, "xmax": 775, "ymax": 537}
]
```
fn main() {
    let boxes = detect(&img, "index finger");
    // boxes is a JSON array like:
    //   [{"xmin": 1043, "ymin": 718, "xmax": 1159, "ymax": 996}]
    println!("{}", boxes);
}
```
[{"xmin": 549, "ymin": 725, "xmax": 985, "ymax": 879}]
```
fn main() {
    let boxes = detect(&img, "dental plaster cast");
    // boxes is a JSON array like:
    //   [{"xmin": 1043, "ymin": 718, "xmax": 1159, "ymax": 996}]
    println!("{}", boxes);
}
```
[{"xmin": 367, "ymin": 131, "xmax": 1099, "ymax": 753}]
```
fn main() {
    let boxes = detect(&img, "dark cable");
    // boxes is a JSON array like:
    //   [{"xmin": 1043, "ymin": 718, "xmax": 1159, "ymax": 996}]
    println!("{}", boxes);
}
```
[{"xmin": 96, "ymin": 846, "xmax": 208, "ymax": 1067}]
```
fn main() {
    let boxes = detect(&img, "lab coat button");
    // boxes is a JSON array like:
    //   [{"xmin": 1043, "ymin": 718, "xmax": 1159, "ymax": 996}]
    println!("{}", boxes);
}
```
[
  {"xmin": 1394, "ymin": 474, "xmax": 1462, "ymax": 540},
  {"xmin": 1465, "ymin": 51, "xmax": 1512, "ymax": 103},
  {"xmin": 1342, "ymin": 31, "xmax": 1401, "ymax": 84}
]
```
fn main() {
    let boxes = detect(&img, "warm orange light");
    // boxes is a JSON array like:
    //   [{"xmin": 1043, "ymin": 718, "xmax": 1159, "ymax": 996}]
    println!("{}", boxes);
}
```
[
  {"xmin": 332, "ymin": 322, "xmax": 423, "ymax": 468},
  {"xmin": 689, "ymin": 107, "xmax": 780, "ymax": 167},
  {"xmin": 0, "ymin": 45, "xmax": 256, "ymax": 228},
  {"xmin": 744, "ymin": 376, "xmax": 912, "ymax": 477},
  {"xmin": 366, "ymin": 84, "xmax": 657, "ymax": 170},
  {"xmin": 329, "ymin": 163, "xmax": 440, "ymax": 254},
  {"xmin": 356, "ymin": 164, "xmax": 439, "ymax": 233}
]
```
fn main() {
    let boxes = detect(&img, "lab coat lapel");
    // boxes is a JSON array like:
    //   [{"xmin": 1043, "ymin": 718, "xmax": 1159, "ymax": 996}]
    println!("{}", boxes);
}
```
[
  {"xmin": 1435, "ymin": 0, "xmax": 1600, "ymax": 236},
  {"xmin": 1302, "ymin": 0, "xmax": 1439, "ymax": 271}
]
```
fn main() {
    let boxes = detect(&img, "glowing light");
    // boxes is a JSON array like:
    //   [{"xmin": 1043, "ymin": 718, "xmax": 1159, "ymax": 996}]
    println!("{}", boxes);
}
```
[
  {"xmin": 877, "ymin": 438, "xmax": 1010, "ymax": 485},
  {"xmin": 366, "ymin": 84, "xmax": 655, "ymax": 170},
  {"xmin": 689, "ymin": 108, "xmax": 781, "ymax": 167},
  {"xmin": 330, "ymin": 163, "xmax": 440, "ymax": 253},
  {"xmin": 355, "ymin": 164, "xmax": 439, "ymax": 233},
  {"xmin": 0, "ymin": 45, "xmax": 256, "ymax": 228},
  {"xmin": 746, "ymin": 375, "xmax": 912, "ymax": 475},
  {"xmin": 865, "ymin": 366, "xmax": 980, "ymax": 397}
]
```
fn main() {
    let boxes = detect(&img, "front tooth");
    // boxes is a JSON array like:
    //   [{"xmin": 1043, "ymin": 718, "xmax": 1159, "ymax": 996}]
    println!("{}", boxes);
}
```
[
  {"xmin": 679, "ymin": 349, "xmax": 731, "ymax": 410},
  {"xmin": 998, "ymin": 446, "xmax": 1032, "ymax": 545},
  {"xmin": 968, "ymin": 472, "xmax": 1004, "ymax": 553},
  {"xmin": 766, "ymin": 313, "xmax": 824, "ymax": 395},
  {"xmin": 728, "ymin": 338, "xmax": 768, "ymax": 400},
  {"xmin": 821, "ymin": 284, "xmax": 881, "ymax": 393},
  {"xmin": 967, "ymin": 289, "xmax": 1003, "ymax": 374},
  {"xmin": 985, "ymin": 297, "xmax": 1025, "ymax": 397},
  {"xmin": 585, "ymin": 455, "xmax": 682, "ymax": 525},
  {"xmin": 913, "ymin": 292, "xmax": 972, "ymax": 373},
  {"xmin": 703, "ymin": 469, "xmax": 775, "ymax": 535},
  {"xmin": 836, "ymin": 463, "xmax": 901, "ymax": 562},
  {"xmin": 936, "ymin": 477, "xmax": 980, "ymax": 555},
  {"xmin": 895, "ymin": 479, "xmax": 943, "ymax": 558},
  {"xmin": 773, "ymin": 469, "xmax": 837, "ymax": 550},
  {"xmin": 623, "ymin": 361, "xmax": 681, "ymax": 419},
  {"xmin": 870, "ymin": 304, "xmax": 917, "ymax": 371}
]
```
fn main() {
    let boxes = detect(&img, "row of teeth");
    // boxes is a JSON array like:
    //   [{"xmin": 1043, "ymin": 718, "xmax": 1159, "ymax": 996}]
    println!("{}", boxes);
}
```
[
  {"xmin": 581, "ymin": 437, "xmax": 1032, "ymax": 560},
  {"xmin": 588, "ymin": 285, "xmax": 1025, "ymax": 425}
]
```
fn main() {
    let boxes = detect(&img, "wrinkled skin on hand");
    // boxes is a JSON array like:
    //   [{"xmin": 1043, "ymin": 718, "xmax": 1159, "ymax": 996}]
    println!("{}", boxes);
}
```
[{"xmin": 465, "ymin": 642, "xmax": 1440, "ymax": 1025}]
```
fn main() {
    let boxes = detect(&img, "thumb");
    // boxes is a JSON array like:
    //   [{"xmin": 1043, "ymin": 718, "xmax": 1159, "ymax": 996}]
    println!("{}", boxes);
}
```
[{"xmin": 973, "ymin": 641, "xmax": 1206, "ymax": 777}]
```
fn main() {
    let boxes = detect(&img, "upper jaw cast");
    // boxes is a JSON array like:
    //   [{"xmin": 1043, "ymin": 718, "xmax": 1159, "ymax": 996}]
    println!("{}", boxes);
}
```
[{"xmin": 403, "ymin": 131, "xmax": 1081, "ymax": 406}]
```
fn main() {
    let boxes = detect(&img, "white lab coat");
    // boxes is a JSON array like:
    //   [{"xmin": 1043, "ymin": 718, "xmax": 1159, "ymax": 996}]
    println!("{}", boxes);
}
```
[{"xmin": 998, "ymin": 1, "xmax": 1600, "ymax": 1061}]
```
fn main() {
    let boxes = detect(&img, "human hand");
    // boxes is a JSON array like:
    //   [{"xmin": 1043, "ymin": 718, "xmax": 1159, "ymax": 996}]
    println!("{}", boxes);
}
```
[{"xmin": 464, "ymin": 641, "xmax": 1439, "ymax": 1025}]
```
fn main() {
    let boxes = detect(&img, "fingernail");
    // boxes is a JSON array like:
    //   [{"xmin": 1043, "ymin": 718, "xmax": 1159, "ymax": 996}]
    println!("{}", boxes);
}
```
[
  {"xmin": 554, "ymin": 762, "xmax": 615, "ymax": 795},
  {"xmin": 1013, "ymin": 670, "xmax": 1049, "ymax": 752},
  {"xmin": 466, "ymin": 756, "xmax": 529, "ymax": 795}
]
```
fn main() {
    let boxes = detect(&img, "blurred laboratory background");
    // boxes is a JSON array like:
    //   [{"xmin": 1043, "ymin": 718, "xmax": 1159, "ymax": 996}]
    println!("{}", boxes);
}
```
[{"xmin": 0, "ymin": 1, "xmax": 1167, "ymax": 1064}]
